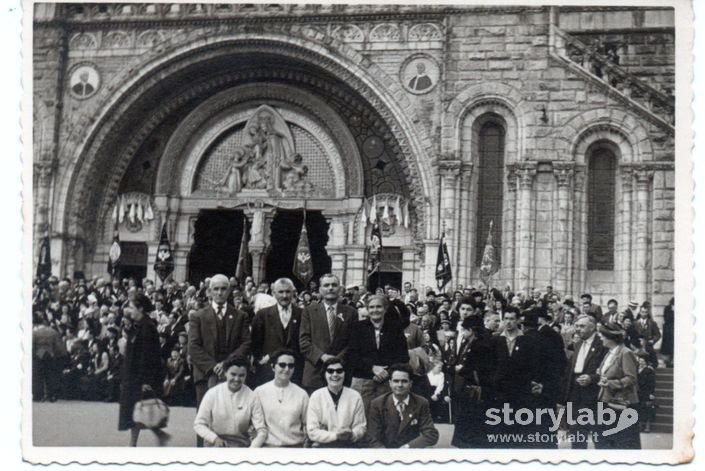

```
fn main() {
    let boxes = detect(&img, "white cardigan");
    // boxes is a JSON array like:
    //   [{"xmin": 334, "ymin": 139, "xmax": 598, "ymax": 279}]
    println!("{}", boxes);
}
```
[{"xmin": 306, "ymin": 387, "xmax": 367, "ymax": 444}]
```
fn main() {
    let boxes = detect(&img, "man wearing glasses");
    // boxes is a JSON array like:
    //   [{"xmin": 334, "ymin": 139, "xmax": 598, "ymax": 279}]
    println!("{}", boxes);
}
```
[{"xmin": 253, "ymin": 349, "xmax": 309, "ymax": 447}]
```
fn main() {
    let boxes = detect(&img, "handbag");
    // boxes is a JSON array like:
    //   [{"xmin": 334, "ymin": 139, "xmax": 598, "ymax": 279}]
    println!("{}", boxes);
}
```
[{"xmin": 133, "ymin": 391, "xmax": 169, "ymax": 429}]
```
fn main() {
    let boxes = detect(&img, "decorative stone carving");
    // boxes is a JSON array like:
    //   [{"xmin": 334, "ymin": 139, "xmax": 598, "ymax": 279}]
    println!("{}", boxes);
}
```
[
  {"xmin": 69, "ymin": 32, "xmax": 98, "ymax": 50},
  {"xmin": 370, "ymin": 23, "xmax": 401, "ymax": 42},
  {"xmin": 516, "ymin": 164, "xmax": 537, "ymax": 189},
  {"xmin": 135, "ymin": 30, "xmax": 165, "ymax": 48},
  {"xmin": 408, "ymin": 23, "xmax": 443, "ymax": 41},
  {"xmin": 104, "ymin": 31, "xmax": 132, "ymax": 48},
  {"xmin": 553, "ymin": 162, "xmax": 575, "ymax": 188},
  {"xmin": 331, "ymin": 24, "xmax": 365, "ymax": 43}
]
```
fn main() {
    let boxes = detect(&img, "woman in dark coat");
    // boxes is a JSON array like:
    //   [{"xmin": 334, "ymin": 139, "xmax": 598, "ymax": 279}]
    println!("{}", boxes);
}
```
[
  {"xmin": 118, "ymin": 293, "xmax": 169, "ymax": 446},
  {"xmin": 451, "ymin": 316, "xmax": 497, "ymax": 448}
]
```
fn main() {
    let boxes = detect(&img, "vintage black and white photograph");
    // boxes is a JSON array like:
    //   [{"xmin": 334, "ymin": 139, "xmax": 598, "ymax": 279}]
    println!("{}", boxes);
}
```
[{"xmin": 24, "ymin": 0, "xmax": 693, "ymax": 464}]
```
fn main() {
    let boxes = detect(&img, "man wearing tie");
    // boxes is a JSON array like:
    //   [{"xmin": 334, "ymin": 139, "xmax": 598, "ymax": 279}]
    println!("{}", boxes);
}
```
[
  {"xmin": 367, "ymin": 363, "xmax": 439, "ymax": 448},
  {"xmin": 561, "ymin": 314, "xmax": 607, "ymax": 448},
  {"xmin": 300, "ymin": 273, "xmax": 357, "ymax": 393},
  {"xmin": 189, "ymin": 274, "xmax": 251, "ymax": 446},
  {"xmin": 251, "ymin": 278, "xmax": 303, "ymax": 387}
]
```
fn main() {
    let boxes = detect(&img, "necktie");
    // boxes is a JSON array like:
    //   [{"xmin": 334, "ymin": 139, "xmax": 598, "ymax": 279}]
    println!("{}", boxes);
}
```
[
  {"xmin": 327, "ymin": 305, "xmax": 336, "ymax": 339},
  {"xmin": 217, "ymin": 305, "xmax": 224, "ymax": 320},
  {"xmin": 281, "ymin": 307, "xmax": 290, "ymax": 327},
  {"xmin": 397, "ymin": 401, "xmax": 406, "ymax": 419}
]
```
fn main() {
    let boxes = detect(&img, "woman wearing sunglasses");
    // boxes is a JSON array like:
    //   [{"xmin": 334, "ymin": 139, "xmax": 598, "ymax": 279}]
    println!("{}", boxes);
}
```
[
  {"xmin": 307, "ymin": 357, "xmax": 367, "ymax": 448},
  {"xmin": 253, "ymin": 348, "xmax": 309, "ymax": 447}
]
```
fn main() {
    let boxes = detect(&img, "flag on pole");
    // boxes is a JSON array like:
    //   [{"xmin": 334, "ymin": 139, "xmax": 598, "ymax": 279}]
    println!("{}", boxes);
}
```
[
  {"xmin": 402, "ymin": 200, "xmax": 409, "ymax": 229},
  {"xmin": 381, "ymin": 199, "xmax": 390, "ymax": 225},
  {"xmin": 394, "ymin": 196, "xmax": 402, "ymax": 227},
  {"xmin": 435, "ymin": 231, "xmax": 452, "ymax": 291},
  {"xmin": 107, "ymin": 225, "xmax": 121, "ymax": 277},
  {"xmin": 235, "ymin": 216, "xmax": 250, "ymax": 284},
  {"xmin": 154, "ymin": 223, "xmax": 174, "ymax": 282},
  {"xmin": 369, "ymin": 195, "xmax": 378, "ymax": 223},
  {"xmin": 367, "ymin": 221, "xmax": 383, "ymax": 275},
  {"xmin": 36, "ymin": 235, "xmax": 52, "ymax": 281},
  {"xmin": 479, "ymin": 221, "xmax": 499, "ymax": 287},
  {"xmin": 293, "ymin": 216, "xmax": 314, "ymax": 286}
]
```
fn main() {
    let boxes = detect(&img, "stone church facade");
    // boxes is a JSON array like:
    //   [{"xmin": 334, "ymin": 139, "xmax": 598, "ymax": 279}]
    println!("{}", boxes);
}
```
[{"xmin": 33, "ymin": 4, "xmax": 675, "ymax": 314}]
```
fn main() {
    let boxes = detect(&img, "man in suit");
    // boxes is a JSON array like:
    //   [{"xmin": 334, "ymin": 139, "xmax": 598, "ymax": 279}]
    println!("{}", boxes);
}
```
[
  {"xmin": 251, "ymin": 277, "xmax": 303, "ymax": 387},
  {"xmin": 602, "ymin": 299, "xmax": 620, "ymax": 325},
  {"xmin": 561, "ymin": 314, "xmax": 608, "ymax": 448},
  {"xmin": 367, "ymin": 363, "xmax": 439, "ymax": 448},
  {"xmin": 188, "ymin": 273, "xmax": 251, "ymax": 445},
  {"xmin": 33, "ymin": 315, "xmax": 67, "ymax": 402},
  {"xmin": 349, "ymin": 294, "xmax": 410, "ymax": 412},
  {"xmin": 491, "ymin": 307, "xmax": 543, "ymax": 448},
  {"xmin": 300, "ymin": 273, "xmax": 357, "ymax": 392}
]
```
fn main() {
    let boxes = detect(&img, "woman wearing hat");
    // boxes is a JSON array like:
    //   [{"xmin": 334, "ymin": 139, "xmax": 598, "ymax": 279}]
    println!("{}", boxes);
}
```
[{"xmin": 596, "ymin": 322, "xmax": 640, "ymax": 449}]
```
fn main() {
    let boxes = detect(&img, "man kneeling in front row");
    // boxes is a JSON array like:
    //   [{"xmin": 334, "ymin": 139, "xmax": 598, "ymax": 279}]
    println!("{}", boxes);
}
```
[{"xmin": 367, "ymin": 363, "xmax": 439, "ymax": 448}]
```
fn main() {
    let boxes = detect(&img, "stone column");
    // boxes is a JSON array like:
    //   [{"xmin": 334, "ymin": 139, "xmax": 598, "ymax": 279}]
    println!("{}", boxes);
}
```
[
  {"xmin": 245, "ymin": 205, "xmax": 274, "ymax": 284},
  {"xmin": 439, "ymin": 160, "xmax": 462, "ymax": 277},
  {"xmin": 553, "ymin": 162, "xmax": 574, "ymax": 295},
  {"xmin": 34, "ymin": 162, "xmax": 55, "ymax": 271},
  {"xmin": 456, "ymin": 163, "xmax": 474, "ymax": 286},
  {"xmin": 515, "ymin": 162, "xmax": 537, "ymax": 296},
  {"xmin": 618, "ymin": 168, "xmax": 634, "ymax": 302},
  {"xmin": 502, "ymin": 165, "xmax": 518, "ymax": 288},
  {"xmin": 633, "ymin": 166, "xmax": 654, "ymax": 303},
  {"xmin": 325, "ymin": 215, "xmax": 348, "ymax": 284}
]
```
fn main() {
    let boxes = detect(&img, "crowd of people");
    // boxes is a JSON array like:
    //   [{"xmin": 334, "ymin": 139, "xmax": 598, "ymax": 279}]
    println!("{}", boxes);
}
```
[{"xmin": 32, "ymin": 272, "xmax": 674, "ymax": 448}]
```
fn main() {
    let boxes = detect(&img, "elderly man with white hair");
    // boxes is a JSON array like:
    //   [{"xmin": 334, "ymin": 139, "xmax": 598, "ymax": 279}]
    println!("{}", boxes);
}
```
[
  {"xmin": 188, "ymin": 273, "xmax": 251, "ymax": 446},
  {"xmin": 251, "ymin": 278, "xmax": 303, "ymax": 387}
]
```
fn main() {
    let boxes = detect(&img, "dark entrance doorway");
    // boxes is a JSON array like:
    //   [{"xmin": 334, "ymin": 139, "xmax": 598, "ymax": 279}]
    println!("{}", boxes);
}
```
[
  {"xmin": 367, "ymin": 246, "xmax": 403, "ymax": 292},
  {"xmin": 119, "ymin": 242, "xmax": 148, "ymax": 283},
  {"xmin": 187, "ymin": 210, "xmax": 245, "ymax": 286},
  {"xmin": 265, "ymin": 210, "xmax": 331, "ymax": 291}
]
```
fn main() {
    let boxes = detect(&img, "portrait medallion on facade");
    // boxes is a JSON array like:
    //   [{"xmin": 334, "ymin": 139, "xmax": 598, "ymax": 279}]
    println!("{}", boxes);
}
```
[
  {"xmin": 400, "ymin": 54, "xmax": 440, "ymax": 95},
  {"xmin": 68, "ymin": 62, "xmax": 100, "ymax": 100}
]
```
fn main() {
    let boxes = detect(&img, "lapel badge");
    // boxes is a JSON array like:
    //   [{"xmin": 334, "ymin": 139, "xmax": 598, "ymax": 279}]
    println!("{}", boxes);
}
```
[
  {"xmin": 337, "ymin": 313, "xmax": 344, "ymax": 321},
  {"xmin": 515, "ymin": 346, "xmax": 519, "ymax": 351}
]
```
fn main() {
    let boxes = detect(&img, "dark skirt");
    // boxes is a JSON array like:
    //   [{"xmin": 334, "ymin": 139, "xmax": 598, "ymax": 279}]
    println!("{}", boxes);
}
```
[{"xmin": 117, "ymin": 380, "xmax": 140, "ymax": 431}]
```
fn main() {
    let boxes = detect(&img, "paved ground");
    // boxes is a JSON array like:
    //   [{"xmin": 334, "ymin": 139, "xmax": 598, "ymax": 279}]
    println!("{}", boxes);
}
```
[{"xmin": 32, "ymin": 400, "xmax": 672, "ymax": 449}]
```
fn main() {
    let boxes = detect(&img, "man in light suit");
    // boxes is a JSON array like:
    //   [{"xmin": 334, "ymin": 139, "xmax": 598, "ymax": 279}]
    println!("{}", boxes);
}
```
[
  {"xmin": 561, "ymin": 314, "xmax": 608, "ymax": 448},
  {"xmin": 299, "ymin": 273, "xmax": 357, "ymax": 392},
  {"xmin": 188, "ymin": 274, "xmax": 251, "ymax": 445},
  {"xmin": 251, "ymin": 278, "xmax": 303, "ymax": 387},
  {"xmin": 367, "ymin": 363, "xmax": 439, "ymax": 448}
]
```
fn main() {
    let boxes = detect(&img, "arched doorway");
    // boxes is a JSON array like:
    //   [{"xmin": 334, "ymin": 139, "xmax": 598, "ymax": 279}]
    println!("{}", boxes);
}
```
[
  {"xmin": 187, "ymin": 209, "xmax": 246, "ymax": 285},
  {"xmin": 265, "ymin": 210, "xmax": 331, "ymax": 291}
]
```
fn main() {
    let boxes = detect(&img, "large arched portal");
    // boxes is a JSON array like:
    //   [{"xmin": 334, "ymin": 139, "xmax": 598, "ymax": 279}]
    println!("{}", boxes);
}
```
[{"xmin": 55, "ymin": 35, "xmax": 436, "ymax": 286}]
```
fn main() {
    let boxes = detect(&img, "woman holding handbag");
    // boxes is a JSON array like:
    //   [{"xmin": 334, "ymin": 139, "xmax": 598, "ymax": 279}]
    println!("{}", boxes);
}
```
[
  {"xmin": 118, "ymin": 293, "xmax": 170, "ymax": 446},
  {"xmin": 595, "ymin": 322, "xmax": 640, "ymax": 449}
]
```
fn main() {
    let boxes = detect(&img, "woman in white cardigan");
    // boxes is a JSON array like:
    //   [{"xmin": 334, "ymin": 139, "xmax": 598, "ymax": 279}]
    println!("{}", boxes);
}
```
[{"xmin": 307, "ymin": 358, "xmax": 367, "ymax": 448}]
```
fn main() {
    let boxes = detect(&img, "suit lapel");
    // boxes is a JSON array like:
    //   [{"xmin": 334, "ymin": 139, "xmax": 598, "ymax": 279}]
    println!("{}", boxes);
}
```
[
  {"xmin": 208, "ymin": 306, "xmax": 218, "ymax": 345},
  {"xmin": 269, "ymin": 308, "xmax": 286, "ymax": 345}
]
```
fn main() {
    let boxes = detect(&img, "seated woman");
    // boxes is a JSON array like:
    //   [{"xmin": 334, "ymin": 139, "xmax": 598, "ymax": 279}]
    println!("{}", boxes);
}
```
[
  {"xmin": 194, "ymin": 356, "xmax": 266, "ymax": 447},
  {"xmin": 307, "ymin": 358, "xmax": 367, "ymax": 448},
  {"xmin": 253, "ymin": 349, "xmax": 309, "ymax": 447}
]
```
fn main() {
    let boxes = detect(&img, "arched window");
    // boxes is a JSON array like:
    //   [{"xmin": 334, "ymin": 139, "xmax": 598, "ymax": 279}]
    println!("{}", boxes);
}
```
[
  {"xmin": 475, "ymin": 119, "xmax": 505, "ymax": 266},
  {"xmin": 587, "ymin": 144, "xmax": 617, "ymax": 270}
]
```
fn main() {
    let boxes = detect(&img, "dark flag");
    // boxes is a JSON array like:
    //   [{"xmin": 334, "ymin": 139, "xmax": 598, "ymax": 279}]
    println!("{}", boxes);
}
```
[
  {"xmin": 367, "ymin": 221, "xmax": 383, "ymax": 275},
  {"xmin": 235, "ymin": 217, "xmax": 250, "ymax": 284},
  {"xmin": 36, "ymin": 235, "xmax": 51, "ymax": 281},
  {"xmin": 435, "ymin": 231, "xmax": 452, "ymax": 291},
  {"xmin": 479, "ymin": 220, "xmax": 499, "ymax": 287},
  {"xmin": 107, "ymin": 228, "xmax": 121, "ymax": 277},
  {"xmin": 154, "ymin": 223, "xmax": 175, "ymax": 282},
  {"xmin": 293, "ymin": 220, "xmax": 314, "ymax": 286}
]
